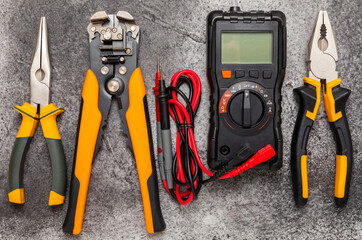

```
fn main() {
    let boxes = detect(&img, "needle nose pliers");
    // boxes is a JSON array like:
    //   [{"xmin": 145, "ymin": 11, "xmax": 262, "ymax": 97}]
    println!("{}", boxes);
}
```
[
  {"xmin": 291, "ymin": 11, "xmax": 353, "ymax": 207},
  {"xmin": 8, "ymin": 17, "xmax": 66, "ymax": 206}
]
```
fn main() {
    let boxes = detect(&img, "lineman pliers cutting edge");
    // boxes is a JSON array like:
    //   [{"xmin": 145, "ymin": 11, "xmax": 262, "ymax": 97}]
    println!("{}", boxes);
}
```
[
  {"xmin": 63, "ymin": 11, "xmax": 165, "ymax": 234},
  {"xmin": 291, "ymin": 11, "xmax": 353, "ymax": 207},
  {"xmin": 8, "ymin": 17, "xmax": 66, "ymax": 205}
]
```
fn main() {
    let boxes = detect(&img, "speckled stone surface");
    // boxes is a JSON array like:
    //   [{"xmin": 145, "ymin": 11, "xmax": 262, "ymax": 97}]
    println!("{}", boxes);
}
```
[{"xmin": 0, "ymin": 0, "xmax": 361, "ymax": 239}]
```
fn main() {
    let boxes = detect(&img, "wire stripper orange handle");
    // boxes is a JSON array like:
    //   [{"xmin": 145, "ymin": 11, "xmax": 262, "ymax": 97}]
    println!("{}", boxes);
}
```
[
  {"xmin": 63, "ymin": 69, "xmax": 165, "ymax": 234},
  {"xmin": 63, "ymin": 70, "xmax": 102, "ymax": 234},
  {"xmin": 126, "ymin": 68, "xmax": 165, "ymax": 233}
]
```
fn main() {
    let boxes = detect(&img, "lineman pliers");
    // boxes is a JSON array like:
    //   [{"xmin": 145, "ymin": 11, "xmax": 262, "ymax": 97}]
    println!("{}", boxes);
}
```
[
  {"xmin": 291, "ymin": 11, "xmax": 353, "ymax": 207},
  {"xmin": 63, "ymin": 11, "xmax": 165, "ymax": 234},
  {"xmin": 8, "ymin": 17, "xmax": 66, "ymax": 206}
]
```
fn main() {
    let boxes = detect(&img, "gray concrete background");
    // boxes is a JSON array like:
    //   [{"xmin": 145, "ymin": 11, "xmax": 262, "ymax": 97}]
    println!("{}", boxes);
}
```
[{"xmin": 0, "ymin": 0, "xmax": 361, "ymax": 239}]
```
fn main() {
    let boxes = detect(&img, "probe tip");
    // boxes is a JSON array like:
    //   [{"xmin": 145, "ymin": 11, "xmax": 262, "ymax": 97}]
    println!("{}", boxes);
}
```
[{"xmin": 157, "ymin": 57, "xmax": 162, "ymax": 80}]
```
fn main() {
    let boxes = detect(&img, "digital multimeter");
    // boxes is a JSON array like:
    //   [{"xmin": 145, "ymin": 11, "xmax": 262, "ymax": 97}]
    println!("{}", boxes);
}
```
[{"xmin": 207, "ymin": 7, "xmax": 286, "ymax": 170}]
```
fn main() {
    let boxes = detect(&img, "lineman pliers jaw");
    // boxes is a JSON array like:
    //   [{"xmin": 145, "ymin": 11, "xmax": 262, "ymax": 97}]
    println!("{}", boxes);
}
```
[
  {"xmin": 308, "ymin": 10, "xmax": 338, "ymax": 83},
  {"xmin": 8, "ymin": 17, "xmax": 66, "ymax": 206},
  {"xmin": 291, "ymin": 11, "xmax": 353, "ymax": 207},
  {"xmin": 63, "ymin": 11, "xmax": 165, "ymax": 235}
]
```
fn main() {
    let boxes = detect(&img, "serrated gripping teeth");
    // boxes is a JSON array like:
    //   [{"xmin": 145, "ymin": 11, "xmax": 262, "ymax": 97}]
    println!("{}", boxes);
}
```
[{"xmin": 307, "ymin": 11, "xmax": 338, "ymax": 83}]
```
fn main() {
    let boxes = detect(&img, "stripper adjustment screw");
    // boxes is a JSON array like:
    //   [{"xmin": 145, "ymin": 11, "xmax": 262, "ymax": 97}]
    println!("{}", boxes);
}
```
[
  {"xmin": 100, "ymin": 66, "xmax": 109, "ymax": 75},
  {"xmin": 118, "ymin": 66, "xmax": 127, "ymax": 75}
]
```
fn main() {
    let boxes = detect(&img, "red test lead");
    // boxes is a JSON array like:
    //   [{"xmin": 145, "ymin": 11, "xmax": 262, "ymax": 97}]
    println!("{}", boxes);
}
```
[
  {"xmin": 153, "ymin": 57, "xmax": 166, "ymax": 182},
  {"xmin": 220, "ymin": 145, "xmax": 276, "ymax": 179},
  {"xmin": 154, "ymin": 63, "xmax": 276, "ymax": 205}
]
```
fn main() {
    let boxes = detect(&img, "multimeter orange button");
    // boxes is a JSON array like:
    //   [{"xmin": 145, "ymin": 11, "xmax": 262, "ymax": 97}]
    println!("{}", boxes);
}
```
[{"xmin": 222, "ymin": 70, "xmax": 232, "ymax": 79}]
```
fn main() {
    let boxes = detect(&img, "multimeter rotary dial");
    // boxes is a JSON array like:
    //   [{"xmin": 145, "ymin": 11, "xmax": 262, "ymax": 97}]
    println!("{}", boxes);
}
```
[{"xmin": 219, "ymin": 81, "xmax": 273, "ymax": 132}]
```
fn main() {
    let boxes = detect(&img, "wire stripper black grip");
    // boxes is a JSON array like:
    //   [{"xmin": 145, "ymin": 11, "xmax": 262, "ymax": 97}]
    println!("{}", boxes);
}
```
[{"xmin": 63, "ymin": 11, "xmax": 165, "ymax": 234}]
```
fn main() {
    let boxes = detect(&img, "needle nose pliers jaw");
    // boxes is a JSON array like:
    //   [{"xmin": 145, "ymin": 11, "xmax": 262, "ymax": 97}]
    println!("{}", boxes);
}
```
[{"xmin": 8, "ymin": 17, "xmax": 66, "ymax": 206}]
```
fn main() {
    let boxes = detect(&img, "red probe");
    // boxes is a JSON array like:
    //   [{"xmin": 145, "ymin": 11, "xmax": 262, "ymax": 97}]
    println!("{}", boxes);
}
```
[
  {"xmin": 153, "ymin": 58, "xmax": 166, "ymax": 182},
  {"xmin": 156, "ymin": 68, "xmax": 276, "ymax": 205},
  {"xmin": 219, "ymin": 145, "xmax": 275, "ymax": 179}
]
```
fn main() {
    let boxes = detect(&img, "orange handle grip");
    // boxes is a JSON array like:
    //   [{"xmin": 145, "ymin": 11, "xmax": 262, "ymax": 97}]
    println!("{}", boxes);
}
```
[
  {"xmin": 63, "ymin": 68, "xmax": 165, "ymax": 234},
  {"xmin": 63, "ymin": 70, "xmax": 102, "ymax": 234},
  {"xmin": 126, "ymin": 68, "xmax": 166, "ymax": 233}
]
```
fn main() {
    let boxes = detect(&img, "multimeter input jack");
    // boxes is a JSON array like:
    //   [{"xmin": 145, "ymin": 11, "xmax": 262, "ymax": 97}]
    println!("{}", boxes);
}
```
[{"xmin": 220, "ymin": 146, "xmax": 230, "ymax": 155}]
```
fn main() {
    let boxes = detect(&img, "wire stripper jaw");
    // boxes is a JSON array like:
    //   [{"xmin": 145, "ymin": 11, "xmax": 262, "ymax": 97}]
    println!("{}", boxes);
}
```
[
  {"xmin": 86, "ymin": 10, "xmax": 141, "ymax": 150},
  {"xmin": 87, "ymin": 11, "xmax": 139, "ymax": 61},
  {"xmin": 30, "ymin": 17, "xmax": 51, "ymax": 111},
  {"xmin": 307, "ymin": 10, "xmax": 338, "ymax": 83}
]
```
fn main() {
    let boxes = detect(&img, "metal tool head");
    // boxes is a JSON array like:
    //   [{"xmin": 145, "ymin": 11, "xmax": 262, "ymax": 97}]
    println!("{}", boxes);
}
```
[
  {"xmin": 87, "ymin": 11, "xmax": 139, "ymax": 55},
  {"xmin": 30, "ymin": 17, "xmax": 51, "ymax": 110},
  {"xmin": 307, "ymin": 11, "xmax": 338, "ymax": 83},
  {"xmin": 158, "ymin": 57, "xmax": 163, "ymax": 80}
]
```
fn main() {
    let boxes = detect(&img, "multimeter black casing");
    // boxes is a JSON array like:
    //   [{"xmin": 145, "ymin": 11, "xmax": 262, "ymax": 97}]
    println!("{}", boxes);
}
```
[{"xmin": 207, "ymin": 8, "xmax": 286, "ymax": 170}]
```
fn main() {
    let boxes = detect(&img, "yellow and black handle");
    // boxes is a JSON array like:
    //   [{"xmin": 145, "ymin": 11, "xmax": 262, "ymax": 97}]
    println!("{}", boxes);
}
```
[
  {"xmin": 39, "ymin": 103, "xmax": 67, "ymax": 205},
  {"xmin": 291, "ymin": 77, "xmax": 321, "ymax": 206},
  {"xmin": 323, "ymin": 78, "xmax": 353, "ymax": 207},
  {"xmin": 291, "ymin": 77, "xmax": 353, "ymax": 207},
  {"xmin": 63, "ymin": 69, "xmax": 103, "ymax": 235},
  {"xmin": 125, "ymin": 68, "xmax": 165, "ymax": 233},
  {"xmin": 8, "ymin": 102, "xmax": 66, "ymax": 205},
  {"xmin": 8, "ymin": 103, "xmax": 38, "ymax": 204},
  {"xmin": 63, "ymin": 69, "xmax": 165, "ymax": 234}
]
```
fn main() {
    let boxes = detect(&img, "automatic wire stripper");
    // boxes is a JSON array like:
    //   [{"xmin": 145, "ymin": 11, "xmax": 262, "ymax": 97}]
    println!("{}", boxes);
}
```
[
  {"xmin": 8, "ymin": 17, "xmax": 66, "ymax": 206},
  {"xmin": 291, "ymin": 11, "xmax": 353, "ymax": 207},
  {"xmin": 63, "ymin": 11, "xmax": 165, "ymax": 234}
]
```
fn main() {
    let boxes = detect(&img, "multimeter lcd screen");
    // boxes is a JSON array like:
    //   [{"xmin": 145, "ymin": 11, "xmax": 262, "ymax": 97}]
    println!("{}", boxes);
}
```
[{"xmin": 221, "ymin": 32, "xmax": 273, "ymax": 64}]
